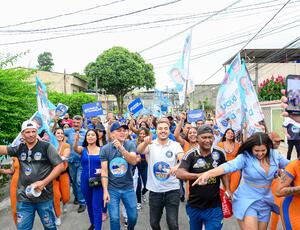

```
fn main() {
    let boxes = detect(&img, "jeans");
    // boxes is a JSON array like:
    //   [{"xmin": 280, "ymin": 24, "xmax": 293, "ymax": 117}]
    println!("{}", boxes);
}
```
[
  {"xmin": 287, "ymin": 140, "xmax": 300, "ymax": 160},
  {"xmin": 186, "ymin": 203, "xmax": 223, "ymax": 230},
  {"xmin": 149, "ymin": 189, "xmax": 180, "ymax": 230},
  {"xmin": 108, "ymin": 188, "xmax": 137, "ymax": 230},
  {"xmin": 136, "ymin": 160, "xmax": 148, "ymax": 203},
  {"xmin": 16, "ymin": 199, "xmax": 56, "ymax": 230},
  {"xmin": 68, "ymin": 161, "xmax": 85, "ymax": 204}
]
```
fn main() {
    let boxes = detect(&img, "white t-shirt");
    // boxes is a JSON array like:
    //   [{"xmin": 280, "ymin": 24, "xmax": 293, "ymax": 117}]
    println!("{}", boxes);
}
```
[{"xmin": 146, "ymin": 139, "xmax": 183, "ymax": 193}]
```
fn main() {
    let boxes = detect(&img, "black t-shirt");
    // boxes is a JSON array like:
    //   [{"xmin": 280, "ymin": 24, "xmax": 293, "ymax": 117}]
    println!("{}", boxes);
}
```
[
  {"xmin": 283, "ymin": 123, "xmax": 300, "ymax": 140},
  {"xmin": 7, "ymin": 140, "xmax": 63, "ymax": 203},
  {"xmin": 179, "ymin": 147, "xmax": 226, "ymax": 209}
]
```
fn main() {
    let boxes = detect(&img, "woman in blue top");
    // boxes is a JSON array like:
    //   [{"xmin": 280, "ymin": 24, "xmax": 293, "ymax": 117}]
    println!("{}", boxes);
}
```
[
  {"xmin": 74, "ymin": 129, "xmax": 103, "ymax": 230},
  {"xmin": 193, "ymin": 132, "xmax": 289, "ymax": 230}
]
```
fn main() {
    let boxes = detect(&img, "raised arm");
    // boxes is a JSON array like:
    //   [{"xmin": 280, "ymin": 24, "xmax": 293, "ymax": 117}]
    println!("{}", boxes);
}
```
[
  {"xmin": 137, "ymin": 135, "xmax": 152, "ymax": 154},
  {"xmin": 73, "ymin": 133, "xmax": 83, "ymax": 155},
  {"xmin": 0, "ymin": 146, "xmax": 9, "ymax": 155},
  {"xmin": 129, "ymin": 118, "xmax": 139, "ymax": 135},
  {"xmin": 174, "ymin": 112, "xmax": 186, "ymax": 147}
]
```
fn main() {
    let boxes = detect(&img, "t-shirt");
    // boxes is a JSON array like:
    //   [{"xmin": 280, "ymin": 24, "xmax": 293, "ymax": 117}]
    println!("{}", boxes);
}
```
[
  {"xmin": 64, "ymin": 128, "xmax": 87, "ymax": 162},
  {"xmin": 283, "ymin": 120, "xmax": 300, "ymax": 141},
  {"xmin": 146, "ymin": 139, "xmax": 183, "ymax": 193},
  {"xmin": 100, "ymin": 140, "xmax": 136, "ymax": 189},
  {"xmin": 7, "ymin": 140, "xmax": 63, "ymax": 203},
  {"xmin": 179, "ymin": 146, "xmax": 226, "ymax": 209}
]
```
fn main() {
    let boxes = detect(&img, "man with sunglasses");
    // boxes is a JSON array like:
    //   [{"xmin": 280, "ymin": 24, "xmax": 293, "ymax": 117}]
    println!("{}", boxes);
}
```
[{"xmin": 0, "ymin": 120, "xmax": 64, "ymax": 230}]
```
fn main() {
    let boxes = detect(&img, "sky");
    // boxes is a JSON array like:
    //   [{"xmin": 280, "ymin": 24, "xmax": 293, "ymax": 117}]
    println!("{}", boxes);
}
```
[{"xmin": 1, "ymin": 0, "xmax": 300, "ymax": 90}]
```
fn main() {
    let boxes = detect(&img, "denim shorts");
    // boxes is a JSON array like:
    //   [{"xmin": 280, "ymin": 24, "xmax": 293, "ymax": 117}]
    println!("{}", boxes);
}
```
[{"xmin": 244, "ymin": 200, "xmax": 271, "ymax": 222}]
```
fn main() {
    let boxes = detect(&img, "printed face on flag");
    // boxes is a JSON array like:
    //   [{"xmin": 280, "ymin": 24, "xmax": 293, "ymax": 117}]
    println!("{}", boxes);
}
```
[{"xmin": 170, "ymin": 67, "xmax": 185, "ymax": 86}]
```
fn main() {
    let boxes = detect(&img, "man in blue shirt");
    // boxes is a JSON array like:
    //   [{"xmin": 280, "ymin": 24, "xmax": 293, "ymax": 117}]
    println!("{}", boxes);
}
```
[
  {"xmin": 101, "ymin": 122, "xmax": 139, "ymax": 230},
  {"xmin": 64, "ymin": 115, "xmax": 87, "ymax": 213}
]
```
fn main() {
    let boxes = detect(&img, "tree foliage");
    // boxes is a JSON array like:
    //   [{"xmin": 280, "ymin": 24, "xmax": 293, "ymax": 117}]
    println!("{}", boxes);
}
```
[
  {"xmin": 48, "ymin": 91, "xmax": 96, "ymax": 117},
  {"xmin": 84, "ymin": 46, "xmax": 155, "ymax": 113},
  {"xmin": 0, "ymin": 69, "xmax": 36, "ymax": 144},
  {"xmin": 37, "ymin": 52, "xmax": 54, "ymax": 71}
]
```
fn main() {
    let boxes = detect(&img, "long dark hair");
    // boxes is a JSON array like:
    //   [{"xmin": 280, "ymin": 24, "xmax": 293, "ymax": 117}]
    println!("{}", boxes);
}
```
[
  {"xmin": 137, "ymin": 127, "xmax": 150, "ymax": 144},
  {"xmin": 82, "ymin": 129, "xmax": 100, "ymax": 147},
  {"xmin": 238, "ymin": 132, "xmax": 273, "ymax": 158},
  {"xmin": 185, "ymin": 127, "xmax": 197, "ymax": 142},
  {"xmin": 221, "ymin": 128, "xmax": 235, "ymax": 142}
]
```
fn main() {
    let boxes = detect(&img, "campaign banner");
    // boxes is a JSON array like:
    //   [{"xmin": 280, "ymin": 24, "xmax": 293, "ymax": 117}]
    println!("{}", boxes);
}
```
[
  {"xmin": 215, "ymin": 54, "xmax": 243, "ymax": 134},
  {"xmin": 55, "ymin": 103, "xmax": 69, "ymax": 119},
  {"xmin": 36, "ymin": 76, "xmax": 50, "ymax": 127},
  {"xmin": 82, "ymin": 102, "xmax": 103, "ymax": 118},
  {"xmin": 128, "ymin": 98, "xmax": 143, "ymax": 115},
  {"xmin": 187, "ymin": 110, "xmax": 205, "ymax": 123}
]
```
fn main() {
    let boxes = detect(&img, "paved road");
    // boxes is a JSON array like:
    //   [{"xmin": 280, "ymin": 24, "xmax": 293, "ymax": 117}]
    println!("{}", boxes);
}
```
[{"xmin": 0, "ymin": 195, "xmax": 284, "ymax": 230}]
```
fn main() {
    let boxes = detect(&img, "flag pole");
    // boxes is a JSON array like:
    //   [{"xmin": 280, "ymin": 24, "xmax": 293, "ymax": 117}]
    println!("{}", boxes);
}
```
[{"xmin": 183, "ymin": 29, "xmax": 192, "ymax": 110}]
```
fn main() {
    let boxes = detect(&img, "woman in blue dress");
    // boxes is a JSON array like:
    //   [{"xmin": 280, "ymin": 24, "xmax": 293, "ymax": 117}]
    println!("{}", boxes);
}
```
[{"xmin": 193, "ymin": 132, "xmax": 289, "ymax": 230}]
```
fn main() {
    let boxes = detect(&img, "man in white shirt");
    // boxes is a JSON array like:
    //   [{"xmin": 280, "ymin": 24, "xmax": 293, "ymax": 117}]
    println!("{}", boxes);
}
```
[{"xmin": 137, "ymin": 119, "xmax": 184, "ymax": 230}]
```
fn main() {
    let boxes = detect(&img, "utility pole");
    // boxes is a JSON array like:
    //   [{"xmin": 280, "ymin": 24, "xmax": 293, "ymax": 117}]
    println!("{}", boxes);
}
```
[
  {"xmin": 95, "ymin": 76, "xmax": 99, "ymax": 101},
  {"xmin": 64, "ymin": 69, "xmax": 67, "ymax": 94}
]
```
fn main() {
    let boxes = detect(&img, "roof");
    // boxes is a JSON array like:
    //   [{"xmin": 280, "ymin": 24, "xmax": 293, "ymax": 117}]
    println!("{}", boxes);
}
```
[{"xmin": 223, "ymin": 48, "xmax": 300, "ymax": 65}]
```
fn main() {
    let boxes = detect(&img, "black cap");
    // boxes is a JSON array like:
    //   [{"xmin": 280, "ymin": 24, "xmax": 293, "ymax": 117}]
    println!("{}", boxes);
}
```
[
  {"xmin": 95, "ymin": 124, "xmax": 105, "ymax": 132},
  {"xmin": 197, "ymin": 125, "xmax": 213, "ymax": 135}
]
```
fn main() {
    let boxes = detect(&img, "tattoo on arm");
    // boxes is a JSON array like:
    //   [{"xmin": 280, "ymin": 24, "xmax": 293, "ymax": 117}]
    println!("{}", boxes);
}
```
[{"xmin": 283, "ymin": 186, "xmax": 300, "ymax": 195}]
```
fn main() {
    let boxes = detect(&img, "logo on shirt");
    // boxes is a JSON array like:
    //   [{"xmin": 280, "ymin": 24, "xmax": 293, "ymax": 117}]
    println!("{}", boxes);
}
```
[
  {"xmin": 193, "ymin": 158, "xmax": 206, "ymax": 168},
  {"xmin": 20, "ymin": 152, "xmax": 27, "ymax": 161},
  {"xmin": 34, "ymin": 152, "xmax": 42, "ymax": 161},
  {"xmin": 109, "ymin": 157, "xmax": 128, "ymax": 177},
  {"xmin": 25, "ymin": 167, "xmax": 32, "ymax": 176},
  {"xmin": 153, "ymin": 161, "xmax": 170, "ymax": 181},
  {"xmin": 165, "ymin": 150, "xmax": 173, "ymax": 158},
  {"xmin": 291, "ymin": 125, "xmax": 300, "ymax": 133},
  {"xmin": 212, "ymin": 152, "xmax": 220, "ymax": 161}
]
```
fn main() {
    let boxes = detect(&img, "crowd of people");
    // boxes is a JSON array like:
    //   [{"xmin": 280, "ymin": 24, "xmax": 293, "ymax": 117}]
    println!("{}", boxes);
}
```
[{"xmin": 0, "ymin": 93, "xmax": 300, "ymax": 230}]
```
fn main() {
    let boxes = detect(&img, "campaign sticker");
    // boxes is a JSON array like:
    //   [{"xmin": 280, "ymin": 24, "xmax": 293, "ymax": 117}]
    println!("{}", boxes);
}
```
[
  {"xmin": 25, "ymin": 167, "xmax": 32, "ymax": 176},
  {"xmin": 109, "ymin": 157, "xmax": 128, "ymax": 177},
  {"xmin": 291, "ymin": 125, "xmax": 300, "ymax": 133},
  {"xmin": 20, "ymin": 152, "xmax": 27, "ymax": 161},
  {"xmin": 212, "ymin": 152, "xmax": 220, "ymax": 161},
  {"xmin": 212, "ymin": 161, "xmax": 218, "ymax": 168},
  {"xmin": 34, "ymin": 152, "xmax": 42, "ymax": 161},
  {"xmin": 196, "ymin": 158, "xmax": 206, "ymax": 168},
  {"xmin": 165, "ymin": 150, "xmax": 173, "ymax": 158},
  {"xmin": 153, "ymin": 161, "xmax": 170, "ymax": 181}
]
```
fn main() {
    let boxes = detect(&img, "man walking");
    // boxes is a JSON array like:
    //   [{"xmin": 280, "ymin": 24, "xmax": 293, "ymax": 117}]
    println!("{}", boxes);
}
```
[
  {"xmin": 176, "ymin": 125, "xmax": 230, "ymax": 230},
  {"xmin": 0, "ymin": 120, "xmax": 64, "ymax": 230},
  {"xmin": 101, "ymin": 121, "xmax": 139, "ymax": 230},
  {"xmin": 137, "ymin": 119, "xmax": 184, "ymax": 230}
]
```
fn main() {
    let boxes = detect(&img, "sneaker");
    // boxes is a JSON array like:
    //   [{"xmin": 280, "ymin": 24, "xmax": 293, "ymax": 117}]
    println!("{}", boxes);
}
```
[
  {"xmin": 180, "ymin": 195, "xmax": 185, "ymax": 202},
  {"xmin": 124, "ymin": 220, "xmax": 128, "ymax": 228},
  {"xmin": 102, "ymin": 212, "xmax": 108, "ymax": 221},
  {"xmin": 74, "ymin": 198, "xmax": 79, "ymax": 205},
  {"xmin": 55, "ymin": 217, "xmax": 61, "ymax": 226},
  {"xmin": 137, "ymin": 203, "xmax": 142, "ymax": 210},
  {"xmin": 142, "ymin": 194, "xmax": 147, "ymax": 203},
  {"xmin": 88, "ymin": 224, "xmax": 94, "ymax": 230},
  {"xmin": 77, "ymin": 204, "xmax": 86, "ymax": 213},
  {"xmin": 62, "ymin": 204, "xmax": 67, "ymax": 213}
]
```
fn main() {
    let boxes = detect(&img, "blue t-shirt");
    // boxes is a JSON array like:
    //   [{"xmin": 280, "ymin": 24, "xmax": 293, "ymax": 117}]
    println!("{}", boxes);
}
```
[
  {"xmin": 100, "ymin": 140, "xmax": 136, "ymax": 189},
  {"xmin": 64, "ymin": 128, "xmax": 87, "ymax": 162}
]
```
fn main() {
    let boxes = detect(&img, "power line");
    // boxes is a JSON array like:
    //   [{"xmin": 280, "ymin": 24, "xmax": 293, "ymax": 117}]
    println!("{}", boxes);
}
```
[
  {"xmin": 0, "ymin": 0, "xmax": 127, "ymax": 29},
  {"xmin": 138, "ymin": 0, "xmax": 242, "ymax": 54}
]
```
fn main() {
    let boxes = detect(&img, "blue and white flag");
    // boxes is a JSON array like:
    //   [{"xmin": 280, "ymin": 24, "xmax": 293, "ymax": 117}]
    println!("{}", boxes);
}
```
[
  {"xmin": 36, "ymin": 76, "xmax": 50, "ymax": 128},
  {"xmin": 82, "ymin": 102, "xmax": 103, "ymax": 118},
  {"xmin": 55, "ymin": 103, "xmax": 69, "ymax": 119},
  {"xmin": 128, "ymin": 98, "xmax": 144, "ymax": 115},
  {"xmin": 187, "ymin": 110, "xmax": 205, "ymax": 123}
]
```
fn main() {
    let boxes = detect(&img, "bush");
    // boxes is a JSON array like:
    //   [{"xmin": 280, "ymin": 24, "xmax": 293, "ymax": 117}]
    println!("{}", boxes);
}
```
[{"xmin": 258, "ymin": 75, "xmax": 285, "ymax": 101}]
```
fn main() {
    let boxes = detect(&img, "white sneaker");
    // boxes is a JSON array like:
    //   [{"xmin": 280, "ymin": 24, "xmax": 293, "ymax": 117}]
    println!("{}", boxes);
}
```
[
  {"xmin": 137, "ymin": 203, "xmax": 142, "ymax": 210},
  {"xmin": 62, "ymin": 204, "xmax": 67, "ymax": 213},
  {"xmin": 55, "ymin": 217, "xmax": 61, "ymax": 226}
]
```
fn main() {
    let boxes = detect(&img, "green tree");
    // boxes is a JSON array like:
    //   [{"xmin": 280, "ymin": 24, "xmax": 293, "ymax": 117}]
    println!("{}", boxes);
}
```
[
  {"xmin": 48, "ymin": 91, "xmax": 96, "ymax": 117},
  {"xmin": 0, "ymin": 68, "xmax": 36, "ymax": 144},
  {"xmin": 198, "ymin": 96, "xmax": 214, "ymax": 111},
  {"xmin": 37, "ymin": 52, "xmax": 54, "ymax": 71},
  {"xmin": 84, "ymin": 46, "xmax": 155, "ymax": 113}
]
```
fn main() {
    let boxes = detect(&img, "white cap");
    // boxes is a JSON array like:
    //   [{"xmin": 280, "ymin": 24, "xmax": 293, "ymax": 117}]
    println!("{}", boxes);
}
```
[{"xmin": 21, "ymin": 120, "xmax": 38, "ymax": 132}]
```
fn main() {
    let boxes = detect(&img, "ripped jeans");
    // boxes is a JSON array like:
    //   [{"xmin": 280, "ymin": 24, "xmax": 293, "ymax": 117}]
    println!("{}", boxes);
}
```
[{"xmin": 16, "ymin": 199, "xmax": 56, "ymax": 230}]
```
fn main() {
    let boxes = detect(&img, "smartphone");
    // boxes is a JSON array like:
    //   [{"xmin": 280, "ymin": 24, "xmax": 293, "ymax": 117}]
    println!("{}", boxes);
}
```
[{"xmin": 286, "ymin": 75, "xmax": 300, "ymax": 115}]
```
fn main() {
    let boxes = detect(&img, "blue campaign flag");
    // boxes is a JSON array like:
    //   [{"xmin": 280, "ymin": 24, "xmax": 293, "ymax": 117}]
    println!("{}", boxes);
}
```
[
  {"xmin": 128, "ymin": 98, "xmax": 143, "ymax": 115},
  {"xmin": 55, "ymin": 103, "xmax": 68, "ymax": 119},
  {"xmin": 187, "ymin": 110, "xmax": 205, "ymax": 123},
  {"xmin": 82, "ymin": 102, "xmax": 103, "ymax": 118}
]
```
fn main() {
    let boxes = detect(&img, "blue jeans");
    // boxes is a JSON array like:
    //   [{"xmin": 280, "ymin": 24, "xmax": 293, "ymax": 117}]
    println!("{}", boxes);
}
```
[
  {"xmin": 68, "ymin": 161, "xmax": 85, "ymax": 204},
  {"xmin": 16, "ymin": 199, "xmax": 56, "ymax": 230},
  {"xmin": 149, "ymin": 189, "xmax": 180, "ymax": 230},
  {"xmin": 108, "ymin": 188, "xmax": 137, "ymax": 230},
  {"xmin": 186, "ymin": 203, "xmax": 223, "ymax": 230}
]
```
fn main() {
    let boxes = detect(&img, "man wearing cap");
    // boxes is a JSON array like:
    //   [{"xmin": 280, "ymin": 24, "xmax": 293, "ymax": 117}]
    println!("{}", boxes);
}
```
[
  {"xmin": 100, "ymin": 121, "xmax": 139, "ymax": 230},
  {"xmin": 0, "ymin": 120, "xmax": 64, "ymax": 230},
  {"xmin": 176, "ymin": 125, "xmax": 230, "ymax": 230},
  {"xmin": 137, "ymin": 119, "xmax": 184, "ymax": 230},
  {"xmin": 63, "ymin": 115, "xmax": 87, "ymax": 212}
]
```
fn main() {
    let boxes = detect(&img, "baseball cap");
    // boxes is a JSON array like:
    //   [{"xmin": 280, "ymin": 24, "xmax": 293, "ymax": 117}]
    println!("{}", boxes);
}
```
[
  {"xmin": 269, "ymin": 131, "xmax": 284, "ymax": 142},
  {"xmin": 21, "ymin": 120, "xmax": 38, "ymax": 132},
  {"xmin": 95, "ymin": 124, "xmax": 106, "ymax": 132},
  {"xmin": 197, "ymin": 125, "xmax": 213, "ymax": 135},
  {"xmin": 110, "ymin": 122, "xmax": 129, "ymax": 132}
]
